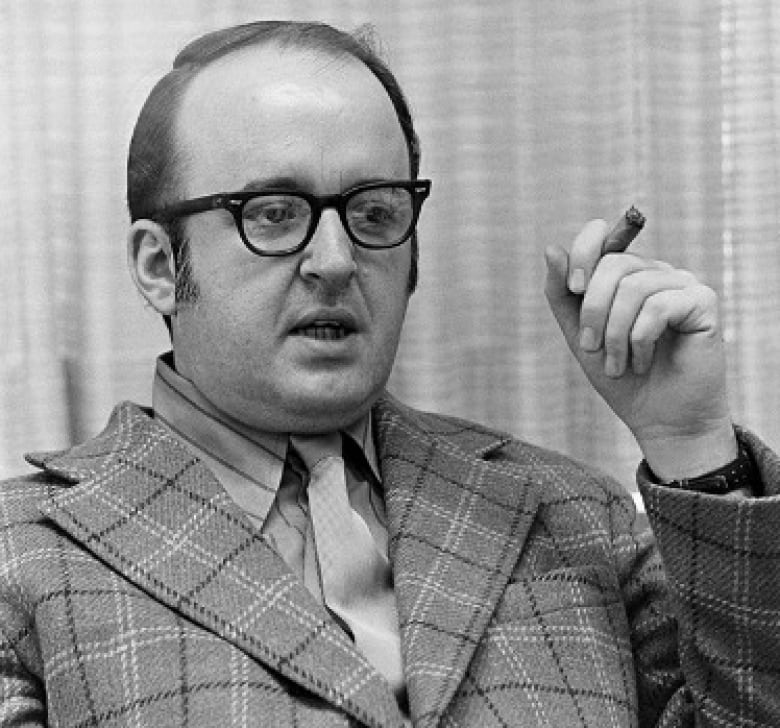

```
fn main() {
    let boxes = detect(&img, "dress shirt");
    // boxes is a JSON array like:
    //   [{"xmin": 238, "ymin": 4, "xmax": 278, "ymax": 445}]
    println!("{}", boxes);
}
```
[{"xmin": 150, "ymin": 353, "xmax": 408, "ymax": 712}]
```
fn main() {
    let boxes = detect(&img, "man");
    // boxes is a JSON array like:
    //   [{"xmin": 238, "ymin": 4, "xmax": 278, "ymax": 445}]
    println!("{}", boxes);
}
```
[{"xmin": 0, "ymin": 19, "xmax": 777, "ymax": 728}]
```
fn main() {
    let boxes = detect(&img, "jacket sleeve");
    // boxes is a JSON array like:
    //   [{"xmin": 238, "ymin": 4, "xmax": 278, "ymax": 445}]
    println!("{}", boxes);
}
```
[
  {"xmin": 633, "ymin": 426, "xmax": 780, "ymax": 727},
  {"xmin": 0, "ymin": 477, "xmax": 48, "ymax": 727}
]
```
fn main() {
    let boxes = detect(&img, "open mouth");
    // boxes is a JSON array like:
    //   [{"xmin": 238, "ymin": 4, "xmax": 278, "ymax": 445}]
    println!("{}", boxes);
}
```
[{"xmin": 293, "ymin": 321, "xmax": 354, "ymax": 341}]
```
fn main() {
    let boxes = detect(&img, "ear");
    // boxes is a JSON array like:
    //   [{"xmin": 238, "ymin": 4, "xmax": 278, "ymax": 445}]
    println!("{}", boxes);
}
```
[{"xmin": 127, "ymin": 220, "xmax": 177, "ymax": 316}]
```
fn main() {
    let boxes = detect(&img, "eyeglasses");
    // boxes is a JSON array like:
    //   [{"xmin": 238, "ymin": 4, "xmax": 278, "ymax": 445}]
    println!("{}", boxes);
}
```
[{"xmin": 150, "ymin": 179, "xmax": 432, "ymax": 257}]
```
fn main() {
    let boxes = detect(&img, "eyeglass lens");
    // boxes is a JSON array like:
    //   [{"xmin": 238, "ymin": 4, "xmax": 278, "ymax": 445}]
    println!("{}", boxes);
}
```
[{"xmin": 241, "ymin": 185, "xmax": 415, "ymax": 251}]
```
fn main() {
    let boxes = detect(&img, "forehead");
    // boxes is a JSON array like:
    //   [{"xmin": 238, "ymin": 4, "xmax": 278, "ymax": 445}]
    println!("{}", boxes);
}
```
[{"xmin": 174, "ymin": 44, "xmax": 408, "ymax": 192}]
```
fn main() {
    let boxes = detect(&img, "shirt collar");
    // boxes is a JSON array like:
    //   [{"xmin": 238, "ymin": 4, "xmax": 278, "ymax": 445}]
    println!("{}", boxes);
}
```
[{"xmin": 151, "ymin": 353, "xmax": 381, "ymax": 483}]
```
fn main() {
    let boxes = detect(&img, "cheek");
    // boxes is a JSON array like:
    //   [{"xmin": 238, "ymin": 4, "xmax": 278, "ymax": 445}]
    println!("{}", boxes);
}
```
[
  {"xmin": 201, "ymin": 299, "xmax": 278, "ymax": 364},
  {"xmin": 188, "ymin": 243, "xmax": 288, "ymax": 333},
  {"xmin": 174, "ymin": 271, "xmax": 283, "ymax": 375},
  {"xmin": 360, "ymin": 247, "xmax": 413, "ymax": 305},
  {"xmin": 361, "ymin": 264, "xmax": 411, "ymax": 350},
  {"xmin": 179, "ymin": 311, "xmax": 279, "ymax": 411}
]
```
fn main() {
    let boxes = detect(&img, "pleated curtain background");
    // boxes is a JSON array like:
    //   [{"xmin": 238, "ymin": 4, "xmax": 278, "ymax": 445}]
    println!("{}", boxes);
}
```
[{"xmin": 1, "ymin": 0, "xmax": 779, "ymax": 494}]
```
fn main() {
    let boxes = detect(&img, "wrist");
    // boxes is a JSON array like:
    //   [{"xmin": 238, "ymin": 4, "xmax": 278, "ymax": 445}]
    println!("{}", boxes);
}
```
[
  {"xmin": 667, "ymin": 441, "xmax": 758, "ymax": 495},
  {"xmin": 637, "ymin": 420, "xmax": 738, "ymax": 482}
]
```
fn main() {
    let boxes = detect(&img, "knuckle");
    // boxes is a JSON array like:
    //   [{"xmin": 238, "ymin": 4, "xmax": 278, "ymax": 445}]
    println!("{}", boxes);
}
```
[
  {"xmin": 616, "ymin": 272, "xmax": 643, "ymax": 297},
  {"xmin": 571, "ymin": 219, "xmax": 610, "ymax": 264},
  {"xmin": 642, "ymin": 293, "xmax": 666, "ymax": 317},
  {"xmin": 697, "ymin": 283, "xmax": 718, "ymax": 304},
  {"xmin": 599, "ymin": 251, "xmax": 624, "ymax": 270},
  {"xmin": 678, "ymin": 269, "xmax": 699, "ymax": 286}
]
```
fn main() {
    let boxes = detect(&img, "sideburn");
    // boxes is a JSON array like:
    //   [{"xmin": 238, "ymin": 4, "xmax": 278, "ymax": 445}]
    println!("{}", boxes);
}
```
[
  {"xmin": 174, "ymin": 237, "xmax": 200, "ymax": 304},
  {"xmin": 162, "ymin": 228, "xmax": 199, "ymax": 335},
  {"xmin": 166, "ymin": 219, "xmax": 199, "ymax": 305}
]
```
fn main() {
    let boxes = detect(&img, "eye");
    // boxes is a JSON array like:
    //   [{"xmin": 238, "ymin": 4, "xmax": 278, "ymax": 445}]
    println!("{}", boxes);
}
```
[
  {"xmin": 348, "ymin": 188, "xmax": 410, "ymax": 229},
  {"xmin": 242, "ymin": 196, "xmax": 310, "ymax": 239},
  {"xmin": 244, "ymin": 197, "xmax": 303, "ymax": 224},
  {"xmin": 357, "ymin": 202, "xmax": 396, "ymax": 224}
]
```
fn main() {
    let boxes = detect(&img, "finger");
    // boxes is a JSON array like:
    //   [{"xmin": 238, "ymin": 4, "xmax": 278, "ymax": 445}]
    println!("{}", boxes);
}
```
[
  {"xmin": 578, "ymin": 254, "xmax": 669, "ymax": 354},
  {"xmin": 601, "ymin": 269, "xmax": 697, "ymax": 377},
  {"xmin": 544, "ymin": 244, "xmax": 580, "ymax": 349},
  {"xmin": 629, "ymin": 284, "xmax": 719, "ymax": 375},
  {"xmin": 567, "ymin": 219, "xmax": 609, "ymax": 294},
  {"xmin": 543, "ymin": 244, "xmax": 570, "ymax": 300}
]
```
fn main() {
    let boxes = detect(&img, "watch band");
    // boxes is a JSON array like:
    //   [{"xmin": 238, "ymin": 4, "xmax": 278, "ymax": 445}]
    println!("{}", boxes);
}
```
[{"xmin": 671, "ymin": 442, "xmax": 759, "ymax": 495}]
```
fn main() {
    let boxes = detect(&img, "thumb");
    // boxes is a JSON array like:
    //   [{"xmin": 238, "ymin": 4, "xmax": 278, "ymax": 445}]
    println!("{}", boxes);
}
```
[{"xmin": 544, "ymin": 244, "xmax": 580, "ymax": 347}]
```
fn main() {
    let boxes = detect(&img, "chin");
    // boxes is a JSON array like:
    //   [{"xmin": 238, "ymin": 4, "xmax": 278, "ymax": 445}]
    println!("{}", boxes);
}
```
[{"xmin": 282, "ymin": 382, "xmax": 379, "ymax": 431}]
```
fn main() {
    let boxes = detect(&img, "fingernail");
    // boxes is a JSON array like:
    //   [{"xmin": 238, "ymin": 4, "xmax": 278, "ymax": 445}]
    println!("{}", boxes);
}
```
[
  {"xmin": 580, "ymin": 327, "xmax": 598, "ymax": 351},
  {"xmin": 632, "ymin": 349, "xmax": 648, "ymax": 375},
  {"xmin": 569, "ymin": 268, "xmax": 586, "ymax": 293},
  {"xmin": 604, "ymin": 354, "xmax": 622, "ymax": 378}
]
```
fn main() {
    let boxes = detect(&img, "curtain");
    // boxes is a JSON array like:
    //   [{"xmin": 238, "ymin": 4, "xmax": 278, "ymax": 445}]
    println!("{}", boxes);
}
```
[{"xmin": 1, "ymin": 0, "xmax": 779, "ymax": 495}]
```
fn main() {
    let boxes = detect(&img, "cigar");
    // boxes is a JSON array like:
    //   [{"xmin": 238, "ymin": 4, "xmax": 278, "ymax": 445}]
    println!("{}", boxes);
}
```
[{"xmin": 601, "ymin": 205, "xmax": 646, "ymax": 254}]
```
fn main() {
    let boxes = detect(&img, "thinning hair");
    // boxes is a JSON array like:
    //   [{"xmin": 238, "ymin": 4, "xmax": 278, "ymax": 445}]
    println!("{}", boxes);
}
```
[{"xmin": 127, "ymin": 20, "xmax": 423, "ymax": 327}]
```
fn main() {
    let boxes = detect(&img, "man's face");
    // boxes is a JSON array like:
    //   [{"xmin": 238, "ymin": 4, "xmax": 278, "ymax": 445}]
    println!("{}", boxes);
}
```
[{"xmin": 169, "ymin": 45, "xmax": 414, "ymax": 433}]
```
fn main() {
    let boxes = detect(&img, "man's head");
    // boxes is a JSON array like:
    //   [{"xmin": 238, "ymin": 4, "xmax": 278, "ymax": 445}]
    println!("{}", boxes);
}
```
[
  {"xmin": 127, "ymin": 21, "xmax": 421, "ymax": 303},
  {"xmin": 126, "ymin": 21, "xmax": 428, "ymax": 433}
]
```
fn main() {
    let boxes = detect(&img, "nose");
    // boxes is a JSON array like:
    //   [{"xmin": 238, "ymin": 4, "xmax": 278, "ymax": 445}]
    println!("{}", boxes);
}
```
[{"xmin": 298, "ymin": 209, "xmax": 357, "ymax": 289}]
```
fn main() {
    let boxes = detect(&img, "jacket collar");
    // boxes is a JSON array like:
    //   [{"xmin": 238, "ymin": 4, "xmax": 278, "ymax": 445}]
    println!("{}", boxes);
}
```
[
  {"xmin": 30, "ymin": 396, "xmax": 541, "ymax": 728},
  {"xmin": 30, "ymin": 402, "xmax": 404, "ymax": 728}
]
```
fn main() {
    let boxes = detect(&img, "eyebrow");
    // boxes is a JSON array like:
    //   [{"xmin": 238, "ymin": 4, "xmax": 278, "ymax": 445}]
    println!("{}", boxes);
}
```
[
  {"xmin": 238, "ymin": 175, "xmax": 401, "ymax": 195},
  {"xmin": 240, "ymin": 176, "xmax": 303, "ymax": 192}
]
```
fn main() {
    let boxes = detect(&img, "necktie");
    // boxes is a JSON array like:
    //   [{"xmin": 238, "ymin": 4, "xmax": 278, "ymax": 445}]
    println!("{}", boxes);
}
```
[{"xmin": 290, "ymin": 433, "xmax": 405, "ymax": 693}]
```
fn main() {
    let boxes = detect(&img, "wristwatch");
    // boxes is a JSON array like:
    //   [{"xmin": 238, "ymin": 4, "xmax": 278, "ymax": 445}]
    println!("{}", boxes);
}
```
[{"xmin": 669, "ymin": 442, "xmax": 759, "ymax": 495}]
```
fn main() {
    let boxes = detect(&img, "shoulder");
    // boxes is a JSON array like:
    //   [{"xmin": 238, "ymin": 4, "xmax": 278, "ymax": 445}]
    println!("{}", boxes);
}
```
[
  {"xmin": 0, "ymin": 472, "xmax": 76, "ymax": 608},
  {"xmin": 0, "ymin": 401, "xmax": 161, "ymax": 529},
  {"xmin": 376, "ymin": 393, "xmax": 632, "ymax": 507},
  {"xmin": 376, "ymin": 396, "xmax": 643, "ymax": 573},
  {"xmin": 0, "ymin": 471, "xmax": 69, "ymax": 526}
]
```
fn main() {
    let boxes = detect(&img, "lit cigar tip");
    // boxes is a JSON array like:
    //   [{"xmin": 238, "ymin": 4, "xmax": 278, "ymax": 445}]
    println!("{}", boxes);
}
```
[
  {"xmin": 601, "ymin": 206, "xmax": 647, "ymax": 254},
  {"xmin": 625, "ymin": 205, "xmax": 646, "ymax": 229}
]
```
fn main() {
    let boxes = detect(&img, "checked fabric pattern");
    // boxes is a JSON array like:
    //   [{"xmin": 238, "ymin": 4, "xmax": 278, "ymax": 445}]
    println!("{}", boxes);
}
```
[{"xmin": 0, "ymin": 394, "xmax": 778, "ymax": 727}]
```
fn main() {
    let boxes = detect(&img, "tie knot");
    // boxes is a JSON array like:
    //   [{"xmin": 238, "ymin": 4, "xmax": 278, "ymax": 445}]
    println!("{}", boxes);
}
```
[{"xmin": 290, "ymin": 432, "xmax": 343, "ymax": 471}]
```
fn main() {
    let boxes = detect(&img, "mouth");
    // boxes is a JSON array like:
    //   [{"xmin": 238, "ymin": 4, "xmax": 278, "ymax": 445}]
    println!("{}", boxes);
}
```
[
  {"xmin": 291, "ymin": 308, "xmax": 359, "ymax": 342},
  {"xmin": 292, "ymin": 320, "xmax": 355, "ymax": 341}
]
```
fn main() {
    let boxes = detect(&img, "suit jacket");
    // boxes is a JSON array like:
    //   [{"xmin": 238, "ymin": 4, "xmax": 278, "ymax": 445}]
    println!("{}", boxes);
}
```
[{"xmin": 0, "ymin": 394, "xmax": 778, "ymax": 727}]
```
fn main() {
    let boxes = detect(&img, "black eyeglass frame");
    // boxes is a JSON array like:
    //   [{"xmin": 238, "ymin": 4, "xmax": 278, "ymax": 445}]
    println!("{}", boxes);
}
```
[{"xmin": 150, "ymin": 179, "xmax": 432, "ymax": 257}]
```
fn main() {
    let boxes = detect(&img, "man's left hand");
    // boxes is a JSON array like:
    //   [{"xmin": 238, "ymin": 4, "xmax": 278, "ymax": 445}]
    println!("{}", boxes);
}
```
[{"xmin": 544, "ymin": 218, "xmax": 737, "ymax": 481}]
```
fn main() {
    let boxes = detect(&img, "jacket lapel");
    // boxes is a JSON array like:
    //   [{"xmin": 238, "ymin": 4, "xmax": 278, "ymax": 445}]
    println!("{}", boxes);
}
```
[
  {"xmin": 31, "ymin": 402, "xmax": 403, "ymax": 728},
  {"xmin": 374, "ymin": 396, "xmax": 541, "ymax": 728}
]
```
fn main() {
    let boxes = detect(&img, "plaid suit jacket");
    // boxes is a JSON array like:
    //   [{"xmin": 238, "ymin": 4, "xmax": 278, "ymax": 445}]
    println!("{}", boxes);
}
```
[{"xmin": 0, "ymin": 394, "xmax": 778, "ymax": 727}]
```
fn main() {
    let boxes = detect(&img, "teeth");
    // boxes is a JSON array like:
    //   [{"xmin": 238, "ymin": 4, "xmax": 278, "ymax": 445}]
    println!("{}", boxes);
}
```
[{"xmin": 299, "ymin": 323, "xmax": 349, "ymax": 340}]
